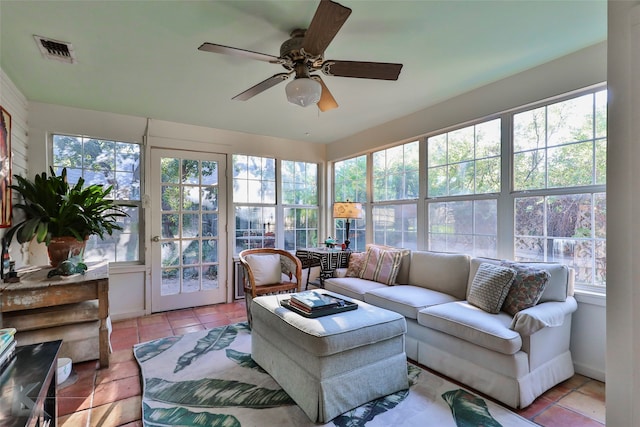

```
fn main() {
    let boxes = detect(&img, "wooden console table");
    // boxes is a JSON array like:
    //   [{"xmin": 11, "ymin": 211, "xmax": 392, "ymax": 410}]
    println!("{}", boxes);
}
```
[{"xmin": 0, "ymin": 261, "xmax": 110, "ymax": 368}]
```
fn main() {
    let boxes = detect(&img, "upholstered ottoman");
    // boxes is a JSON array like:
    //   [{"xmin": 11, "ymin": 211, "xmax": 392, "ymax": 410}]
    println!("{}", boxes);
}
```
[{"xmin": 251, "ymin": 291, "xmax": 408, "ymax": 423}]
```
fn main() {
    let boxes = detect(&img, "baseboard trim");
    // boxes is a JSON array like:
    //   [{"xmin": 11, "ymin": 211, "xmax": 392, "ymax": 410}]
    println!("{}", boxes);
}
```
[{"xmin": 574, "ymin": 362, "xmax": 605, "ymax": 382}]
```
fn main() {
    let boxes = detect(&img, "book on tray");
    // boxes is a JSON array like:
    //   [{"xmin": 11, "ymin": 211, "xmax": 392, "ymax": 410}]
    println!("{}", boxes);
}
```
[{"xmin": 289, "ymin": 290, "xmax": 346, "ymax": 313}]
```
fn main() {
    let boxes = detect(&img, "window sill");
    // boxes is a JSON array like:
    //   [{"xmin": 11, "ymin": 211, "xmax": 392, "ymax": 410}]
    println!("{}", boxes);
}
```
[{"xmin": 573, "ymin": 290, "xmax": 606, "ymax": 307}]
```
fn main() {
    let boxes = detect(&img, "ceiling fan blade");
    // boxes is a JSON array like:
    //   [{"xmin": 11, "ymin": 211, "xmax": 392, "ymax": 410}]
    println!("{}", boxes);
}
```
[
  {"xmin": 302, "ymin": 0, "xmax": 352, "ymax": 57},
  {"xmin": 198, "ymin": 42, "xmax": 283, "ymax": 64},
  {"xmin": 322, "ymin": 60, "xmax": 403, "ymax": 80},
  {"xmin": 311, "ymin": 76, "xmax": 338, "ymax": 112},
  {"xmin": 232, "ymin": 73, "xmax": 291, "ymax": 101}
]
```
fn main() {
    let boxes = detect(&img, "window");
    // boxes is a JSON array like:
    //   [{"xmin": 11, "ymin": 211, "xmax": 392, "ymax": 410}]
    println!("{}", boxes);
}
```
[
  {"xmin": 513, "ymin": 90, "xmax": 607, "ymax": 289},
  {"xmin": 52, "ymin": 134, "xmax": 141, "ymax": 263},
  {"xmin": 333, "ymin": 155, "xmax": 366, "ymax": 252},
  {"xmin": 282, "ymin": 160, "xmax": 318, "ymax": 251},
  {"xmin": 372, "ymin": 141, "xmax": 419, "ymax": 249},
  {"xmin": 427, "ymin": 119, "xmax": 501, "ymax": 256},
  {"xmin": 232, "ymin": 155, "xmax": 276, "ymax": 253}
]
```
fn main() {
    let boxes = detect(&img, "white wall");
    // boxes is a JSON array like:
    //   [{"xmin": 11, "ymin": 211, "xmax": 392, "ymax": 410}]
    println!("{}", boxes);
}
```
[
  {"xmin": 325, "ymin": 42, "xmax": 608, "ymax": 382},
  {"xmin": 0, "ymin": 68, "xmax": 29, "ymax": 266},
  {"xmin": 606, "ymin": 2, "xmax": 640, "ymax": 426}
]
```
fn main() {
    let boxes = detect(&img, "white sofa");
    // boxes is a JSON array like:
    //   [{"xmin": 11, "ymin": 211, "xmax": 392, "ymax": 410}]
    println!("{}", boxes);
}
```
[{"xmin": 323, "ymin": 249, "xmax": 577, "ymax": 409}]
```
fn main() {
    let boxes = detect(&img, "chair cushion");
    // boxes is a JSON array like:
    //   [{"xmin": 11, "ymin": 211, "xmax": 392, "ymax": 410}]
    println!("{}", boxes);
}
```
[
  {"xmin": 244, "ymin": 254, "xmax": 282, "ymax": 286},
  {"xmin": 467, "ymin": 263, "xmax": 516, "ymax": 314},
  {"xmin": 359, "ymin": 246, "xmax": 405, "ymax": 285},
  {"xmin": 500, "ymin": 261, "xmax": 550, "ymax": 315}
]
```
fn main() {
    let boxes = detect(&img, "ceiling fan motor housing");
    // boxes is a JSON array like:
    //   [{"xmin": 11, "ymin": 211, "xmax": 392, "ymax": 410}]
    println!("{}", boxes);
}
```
[{"xmin": 280, "ymin": 29, "xmax": 322, "ymax": 72}]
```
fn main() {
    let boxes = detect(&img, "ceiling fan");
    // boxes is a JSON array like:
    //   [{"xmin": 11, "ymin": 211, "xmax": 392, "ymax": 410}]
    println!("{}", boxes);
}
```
[{"xmin": 198, "ymin": 0, "xmax": 403, "ymax": 112}]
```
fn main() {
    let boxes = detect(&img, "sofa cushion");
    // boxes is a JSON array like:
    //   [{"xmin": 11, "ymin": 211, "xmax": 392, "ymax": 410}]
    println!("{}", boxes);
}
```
[
  {"xmin": 359, "ymin": 246, "xmax": 405, "ymax": 285},
  {"xmin": 408, "ymin": 251, "xmax": 470, "ymax": 300},
  {"xmin": 500, "ymin": 261, "xmax": 550, "ymax": 315},
  {"xmin": 346, "ymin": 252, "xmax": 366, "ymax": 277},
  {"xmin": 323, "ymin": 277, "xmax": 389, "ymax": 301},
  {"xmin": 418, "ymin": 301, "xmax": 522, "ymax": 355},
  {"xmin": 244, "ymin": 254, "xmax": 281, "ymax": 286},
  {"xmin": 364, "ymin": 285, "xmax": 459, "ymax": 319},
  {"xmin": 467, "ymin": 263, "xmax": 516, "ymax": 314},
  {"xmin": 469, "ymin": 257, "xmax": 572, "ymax": 303}
]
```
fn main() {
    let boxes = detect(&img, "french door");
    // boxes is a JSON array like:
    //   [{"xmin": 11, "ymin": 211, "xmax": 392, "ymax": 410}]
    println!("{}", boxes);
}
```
[{"xmin": 150, "ymin": 149, "xmax": 227, "ymax": 312}]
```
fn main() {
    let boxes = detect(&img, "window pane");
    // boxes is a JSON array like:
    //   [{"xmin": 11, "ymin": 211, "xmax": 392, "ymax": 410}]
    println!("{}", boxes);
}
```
[
  {"xmin": 513, "ymin": 91, "xmax": 606, "ymax": 191},
  {"xmin": 334, "ymin": 155, "xmax": 367, "ymax": 203},
  {"xmin": 427, "ymin": 120, "xmax": 501, "ymax": 198},
  {"xmin": 547, "ymin": 142, "xmax": 593, "ymax": 188},
  {"xmin": 513, "ymin": 107, "xmax": 545, "ymax": 152},
  {"xmin": 372, "ymin": 204, "xmax": 417, "ymax": 250},
  {"xmin": 514, "ymin": 192, "xmax": 605, "ymax": 288},
  {"xmin": 52, "ymin": 134, "xmax": 141, "ymax": 263},
  {"xmin": 513, "ymin": 150, "xmax": 546, "ymax": 190},
  {"xmin": 428, "ymin": 200, "xmax": 497, "ymax": 257}
]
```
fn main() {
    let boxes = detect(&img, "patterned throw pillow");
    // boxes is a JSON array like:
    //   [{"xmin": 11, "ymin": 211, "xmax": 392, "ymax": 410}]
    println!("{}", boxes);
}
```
[
  {"xmin": 467, "ymin": 263, "xmax": 516, "ymax": 314},
  {"xmin": 500, "ymin": 261, "xmax": 550, "ymax": 316},
  {"xmin": 358, "ymin": 246, "xmax": 404, "ymax": 285},
  {"xmin": 346, "ymin": 252, "xmax": 367, "ymax": 277}
]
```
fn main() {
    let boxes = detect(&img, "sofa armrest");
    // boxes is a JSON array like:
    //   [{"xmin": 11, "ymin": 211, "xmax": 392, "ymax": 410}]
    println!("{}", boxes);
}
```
[{"xmin": 510, "ymin": 296, "xmax": 578, "ymax": 336}]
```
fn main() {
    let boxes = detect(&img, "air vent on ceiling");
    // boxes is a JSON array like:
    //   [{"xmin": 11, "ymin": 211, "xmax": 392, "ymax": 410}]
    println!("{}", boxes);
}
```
[{"xmin": 34, "ymin": 35, "xmax": 76, "ymax": 64}]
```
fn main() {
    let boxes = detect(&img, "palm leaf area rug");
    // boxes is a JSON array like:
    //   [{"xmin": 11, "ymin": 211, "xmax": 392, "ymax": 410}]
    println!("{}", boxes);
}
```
[{"xmin": 134, "ymin": 322, "xmax": 537, "ymax": 427}]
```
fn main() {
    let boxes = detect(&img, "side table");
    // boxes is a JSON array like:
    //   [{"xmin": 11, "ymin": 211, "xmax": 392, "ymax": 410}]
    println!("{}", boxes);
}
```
[{"xmin": 0, "ymin": 340, "xmax": 62, "ymax": 427}]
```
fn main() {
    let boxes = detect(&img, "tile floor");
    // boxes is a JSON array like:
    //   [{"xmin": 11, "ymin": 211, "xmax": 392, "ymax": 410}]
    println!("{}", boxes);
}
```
[{"xmin": 56, "ymin": 301, "xmax": 605, "ymax": 426}]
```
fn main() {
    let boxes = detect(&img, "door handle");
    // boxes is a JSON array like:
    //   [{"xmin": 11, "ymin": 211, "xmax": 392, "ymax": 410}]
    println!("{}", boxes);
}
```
[{"xmin": 151, "ymin": 236, "xmax": 160, "ymax": 242}]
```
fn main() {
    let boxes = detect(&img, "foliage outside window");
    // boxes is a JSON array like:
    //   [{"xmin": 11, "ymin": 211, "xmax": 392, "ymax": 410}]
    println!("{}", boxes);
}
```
[
  {"xmin": 513, "ymin": 90, "xmax": 607, "ymax": 289},
  {"xmin": 372, "ymin": 141, "xmax": 419, "ymax": 250},
  {"xmin": 233, "ymin": 155, "xmax": 276, "ymax": 253},
  {"xmin": 427, "ymin": 119, "xmax": 501, "ymax": 256},
  {"xmin": 282, "ymin": 161, "xmax": 318, "ymax": 251},
  {"xmin": 52, "ymin": 134, "xmax": 141, "ymax": 263},
  {"xmin": 333, "ymin": 155, "xmax": 366, "ymax": 252}
]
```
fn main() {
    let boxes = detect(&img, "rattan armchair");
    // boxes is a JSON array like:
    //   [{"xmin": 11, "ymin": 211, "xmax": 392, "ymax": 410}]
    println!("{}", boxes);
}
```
[{"xmin": 238, "ymin": 248, "xmax": 302, "ymax": 327}]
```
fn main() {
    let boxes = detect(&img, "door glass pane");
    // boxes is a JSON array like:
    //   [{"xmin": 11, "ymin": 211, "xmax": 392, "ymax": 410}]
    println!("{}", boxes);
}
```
[{"xmin": 159, "ymin": 156, "xmax": 221, "ymax": 296}]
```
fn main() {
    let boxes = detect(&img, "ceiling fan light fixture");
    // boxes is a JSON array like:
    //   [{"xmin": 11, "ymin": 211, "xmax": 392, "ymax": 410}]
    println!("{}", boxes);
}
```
[{"xmin": 285, "ymin": 77, "xmax": 322, "ymax": 107}]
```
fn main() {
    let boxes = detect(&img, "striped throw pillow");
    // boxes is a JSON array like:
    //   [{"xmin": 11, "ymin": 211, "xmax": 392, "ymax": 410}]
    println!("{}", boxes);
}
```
[{"xmin": 359, "ymin": 246, "xmax": 404, "ymax": 285}]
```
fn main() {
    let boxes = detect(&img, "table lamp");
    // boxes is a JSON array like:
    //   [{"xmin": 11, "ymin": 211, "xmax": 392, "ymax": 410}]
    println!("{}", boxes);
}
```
[{"xmin": 333, "ymin": 201, "xmax": 363, "ymax": 250}]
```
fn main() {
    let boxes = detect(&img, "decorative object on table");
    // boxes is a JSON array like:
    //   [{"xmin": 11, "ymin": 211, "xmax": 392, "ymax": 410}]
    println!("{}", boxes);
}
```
[
  {"xmin": 134, "ymin": 323, "xmax": 537, "ymax": 427},
  {"xmin": 333, "ymin": 200, "xmax": 363, "ymax": 250},
  {"xmin": 6, "ymin": 167, "xmax": 130, "ymax": 267},
  {"xmin": 57, "ymin": 357, "xmax": 73, "ymax": 385},
  {"xmin": 324, "ymin": 236, "xmax": 336, "ymax": 248},
  {"xmin": 47, "ymin": 257, "xmax": 88, "ymax": 278},
  {"xmin": 0, "ymin": 106, "xmax": 11, "ymax": 228}
]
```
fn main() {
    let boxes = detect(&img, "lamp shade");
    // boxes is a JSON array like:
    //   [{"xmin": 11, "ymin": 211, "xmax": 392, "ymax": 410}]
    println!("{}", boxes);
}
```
[
  {"xmin": 333, "ymin": 202, "xmax": 363, "ymax": 219},
  {"xmin": 285, "ymin": 77, "xmax": 322, "ymax": 107}
]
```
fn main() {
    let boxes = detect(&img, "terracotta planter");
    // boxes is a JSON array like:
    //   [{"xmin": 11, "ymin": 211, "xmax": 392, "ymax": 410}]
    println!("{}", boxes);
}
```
[{"xmin": 47, "ymin": 236, "xmax": 88, "ymax": 267}]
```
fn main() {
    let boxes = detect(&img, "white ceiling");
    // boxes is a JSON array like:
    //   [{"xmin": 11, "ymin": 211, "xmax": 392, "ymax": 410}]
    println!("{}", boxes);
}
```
[{"xmin": 0, "ymin": 0, "xmax": 606, "ymax": 144}]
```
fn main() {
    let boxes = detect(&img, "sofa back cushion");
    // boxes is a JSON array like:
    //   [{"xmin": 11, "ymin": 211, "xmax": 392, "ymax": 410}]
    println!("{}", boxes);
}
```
[
  {"xmin": 468, "ymin": 257, "xmax": 573, "ymax": 303},
  {"xmin": 408, "ymin": 251, "xmax": 470, "ymax": 300}
]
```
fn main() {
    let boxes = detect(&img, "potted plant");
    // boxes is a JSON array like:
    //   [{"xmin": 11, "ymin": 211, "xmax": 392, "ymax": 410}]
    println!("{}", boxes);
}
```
[{"xmin": 6, "ymin": 167, "xmax": 129, "ymax": 267}]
